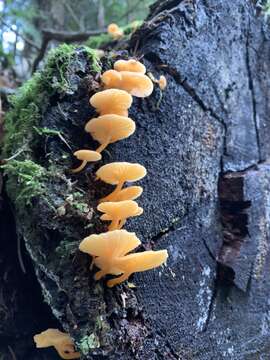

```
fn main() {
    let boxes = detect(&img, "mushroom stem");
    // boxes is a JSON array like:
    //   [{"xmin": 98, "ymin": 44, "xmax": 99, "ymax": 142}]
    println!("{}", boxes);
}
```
[
  {"xmin": 100, "ymin": 181, "xmax": 124, "ymax": 203},
  {"xmin": 94, "ymin": 269, "xmax": 107, "ymax": 280},
  {"xmin": 108, "ymin": 218, "xmax": 120, "ymax": 231},
  {"xmin": 71, "ymin": 160, "xmax": 87, "ymax": 173},
  {"xmin": 118, "ymin": 219, "xmax": 126, "ymax": 230},
  {"xmin": 96, "ymin": 138, "xmax": 111, "ymax": 154},
  {"xmin": 107, "ymin": 272, "xmax": 131, "ymax": 287}
]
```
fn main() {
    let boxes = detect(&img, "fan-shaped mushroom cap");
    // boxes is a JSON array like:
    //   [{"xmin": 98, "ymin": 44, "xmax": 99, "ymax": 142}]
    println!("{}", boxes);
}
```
[
  {"xmin": 114, "ymin": 59, "xmax": 146, "ymax": 74},
  {"xmin": 107, "ymin": 250, "xmax": 168, "ymax": 287},
  {"xmin": 96, "ymin": 162, "xmax": 147, "ymax": 185},
  {"xmin": 79, "ymin": 229, "xmax": 140, "ymax": 258},
  {"xmin": 90, "ymin": 89, "xmax": 132, "ymax": 117},
  {"xmin": 101, "ymin": 70, "xmax": 153, "ymax": 97},
  {"xmin": 114, "ymin": 186, "xmax": 143, "ymax": 201},
  {"xmin": 74, "ymin": 149, "xmax": 101, "ymax": 162},
  {"xmin": 97, "ymin": 200, "xmax": 140, "ymax": 220},
  {"xmin": 85, "ymin": 115, "xmax": 135, "ymax": 145},
  {"xmin": 34, "ymin": 329, "xmax": 80, "ymax": 359}
]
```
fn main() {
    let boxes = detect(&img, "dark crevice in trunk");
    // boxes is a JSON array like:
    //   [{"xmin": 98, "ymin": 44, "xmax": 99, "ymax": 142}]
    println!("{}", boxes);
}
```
[
  {"xmin": 217, "ymin": 173, "xmax": 251, "ymax": 290},
  {"xmin": 245, "ymin": 18, "xmax": 261, "ymax": 162}
]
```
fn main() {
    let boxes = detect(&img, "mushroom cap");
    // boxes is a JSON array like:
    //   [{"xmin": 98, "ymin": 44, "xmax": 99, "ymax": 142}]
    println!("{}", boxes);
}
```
[
  {"xmin": 101, "ymin": 69, "xmax": 122, "ymax": 88},
  {"xmin": 114, "ymin": 59, "xmax": 146, "ymax": 74},
  {"xmin": 115, "ymin": 186, "xmax": 143, "ymax": 201},
  {"xmin": 79, "ymin": 229, "xmax": 140, "ymax": 258},
  {"xmin": 85, "ymin": 115, "xmax": 135, "ymax": 144},
  {"xmin": 159, "ymin": 75, "xmax": 167, "ymax": 90},
  {"xmin": 97, "ymin": 200, "xmax": 140, "ymax": 220},
  {"xmin": 34, "ymin": 329, "xmax": 74, "ymax": 348},
  {"xmin": 115, "ymin": 250, "xmax": 168, "ymax": 272},
  {"xmin": 101, "ymin": 70, "xmax": 154, "ymax": 97},
  {"xmin": 96, "ymin": 162, "xmax": 147, "ymax": 185},
  {"xmin": 90, "ymin": 89, "xmax": 132, "ymax": 117},
  {"xmin": 73, "ymin": 149, "xmax": 102, "ymax": 162},
  {"xmin": 100, "ymin": 206, "xmax": 143, "ymax": 220},
  {"xmin": 107, "ymin": 23, "xmax": 120, "ymax": 33}
]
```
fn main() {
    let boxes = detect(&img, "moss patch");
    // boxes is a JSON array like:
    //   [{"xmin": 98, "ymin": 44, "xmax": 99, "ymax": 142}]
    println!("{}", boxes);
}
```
[
  {"xmin": 1, "ymin": 160, "xmax": 47, "ymax": 206},
  {"xmin": 2, "ymin": 44, "xmax": 101, "ymax": 158}
]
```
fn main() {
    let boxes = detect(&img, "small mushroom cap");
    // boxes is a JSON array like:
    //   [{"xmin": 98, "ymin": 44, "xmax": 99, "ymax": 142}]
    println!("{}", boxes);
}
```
[
  {"xmin": 79, "ymin": 229, "xmax": 141, "ymax": 258},
  {"xmin": 101, "ymin": 69, "xmax": 122, "ymax": 88},
  {"xmin": 90, "ymin": 89, "xmax": 132, "ymax": 116},
  {"xmin": 115, "ymin": 250, "xmax": 168, "ymax": 272},
  {"xmin": 96, "ymin": 162, "xmax": 147, "ymax": 185},
  {"xmin": 73, "ymin": 149, "xmax": 102, "ymax": 162},
  {"xmin": 115, "ymin": 186, "xmax": 143, "ymax": 201},
  {"xmin": 114, "ymin": 59, "xmax": 146, "ymax": 74},
  {"xmin": 100, "ymin": 206, "xmax": 143, "ymax": 220},
  {"xmin": 107, "ymin": 23, "xmax": 120, "ymax": 33},
  {"xmin": 97, "ymin": 200, "xmax": 140, "ymax": 220},
  {"xmin": 159, "ymin": 75, "xmax": 167, "ymax": 90},
  {"xmin": 101, "ymin": 70, "xmax": 154, "ymax": 97},
  {"xmin": 34, "ymin": 329, "xmax": 80, "ymax": 359},
  {"xmin": 85, "ymin": 115, "xmax": 135, "ymax": 144}
]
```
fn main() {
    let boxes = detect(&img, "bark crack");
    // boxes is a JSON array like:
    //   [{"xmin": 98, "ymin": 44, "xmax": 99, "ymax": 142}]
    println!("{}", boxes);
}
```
[{"xmin": 245, "ymin": 18, "xmax": 261, "ymax": 161}]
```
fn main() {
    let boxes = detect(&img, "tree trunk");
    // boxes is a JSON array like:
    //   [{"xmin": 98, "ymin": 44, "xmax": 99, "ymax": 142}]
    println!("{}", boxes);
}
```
[{"xmin": 2, "ymin": 0, "xmax": 270, "ymax": 359}]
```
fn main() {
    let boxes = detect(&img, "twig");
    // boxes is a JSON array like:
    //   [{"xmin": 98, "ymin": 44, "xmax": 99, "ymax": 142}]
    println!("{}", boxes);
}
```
[
  {"xmin": 32, "ymin": 28, "xmax": 106, "ymax": 73},
  {"xmin": 17, "ymin": 233, "xmax": 26, "ymax": 274},
  {"xmin": 0, "ymin": 17, "xmax": 40, "ymax": 51},
  {"xmin": 8, "ymin": 345, "xmax": 17, "ymax": 360}
]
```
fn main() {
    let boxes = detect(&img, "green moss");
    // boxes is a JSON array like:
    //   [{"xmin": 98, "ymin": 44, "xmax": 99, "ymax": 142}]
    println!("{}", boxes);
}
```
[
  {"xmin": 83, "ymin": 46, "xmax": 102, "ymax": 72},
  {"xmin": 1, "ymin": 160, "xmax": 47, "ymax": 206},
  {"xmin": 86, "ymin": 33, "xmax": 112, "ymax": 49},
  {"xmin": 78, "ymin": 334, "xmax": 100, "ymax": 355},
  {"xmin": 2, "ymin": 44, "xmax": 101, "ymax": 159}
]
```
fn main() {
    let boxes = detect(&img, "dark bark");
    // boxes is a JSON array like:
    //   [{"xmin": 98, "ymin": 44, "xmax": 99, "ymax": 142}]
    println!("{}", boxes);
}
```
[{"xmin": 2, "ymin": 0, "xmax": 270, "ymax": 359}]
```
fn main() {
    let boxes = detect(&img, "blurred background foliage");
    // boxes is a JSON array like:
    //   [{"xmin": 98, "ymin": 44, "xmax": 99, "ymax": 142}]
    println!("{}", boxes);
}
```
[{"xmin": 0, "ymin": 0, "xmax": 154, "ymax": 82}]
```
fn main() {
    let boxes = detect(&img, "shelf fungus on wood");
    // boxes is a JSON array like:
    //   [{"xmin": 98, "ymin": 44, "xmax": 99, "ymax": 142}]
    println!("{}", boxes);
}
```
[
  {"xmin": 90, "ymin": 89, "xmax": 133, "ymax": 117},
  {"xmin": 97, "ymin": 200, "xmax": 143, "ymax": 231},
  {"xmin": 79, "ymin": 230, "xmax": 168, "ymax": 287},
  {"xmin": 34, "ymin": 329, "xmax": 80, "ymax": 359},
  {"xmin": 96, "ymin": 162, "xmax": 146, "ymax": 202},
  {"xmin": 113, "ymin": 59, "xmax": 146, "ymax": 74},
  {"xmin": 101, "ymin": 69, "xmax": 153, "ymax": 97},
  {"xmin": 85, "ymin": 114, "xmax": 136, "ymax": 153}
]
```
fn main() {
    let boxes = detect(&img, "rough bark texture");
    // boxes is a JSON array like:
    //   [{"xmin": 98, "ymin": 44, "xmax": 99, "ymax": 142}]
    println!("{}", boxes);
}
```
[{"xmin": 2, "ymin": 0, "xmax": 270, "ymax": 359}]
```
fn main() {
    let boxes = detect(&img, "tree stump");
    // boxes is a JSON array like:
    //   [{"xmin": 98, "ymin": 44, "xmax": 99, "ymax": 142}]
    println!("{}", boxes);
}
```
[{"xmin": 2, "ymin": 0, "xmax": 270, "ymax": 359}]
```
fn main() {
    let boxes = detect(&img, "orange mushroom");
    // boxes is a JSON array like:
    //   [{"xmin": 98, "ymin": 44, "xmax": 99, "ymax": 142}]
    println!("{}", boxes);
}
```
[
  {"xmin": 113, "ymin": 186, "xmax": 143, "ymax": 201},
  {"xmin": 85, "ymin": 115, "xmax": 135, "ymax": 154},
  {"xmin": 101, "ymin": 70, "xmax": 153, "ymax": 97},
  {"xmin": 90, "ymin": 89, "xmax": 132, "ymax": 117},
  {"xmin": 107, "ymin": 23, "xmax": 123, "ymax": 39},
  {"xmin": 96, "ymin": 162, "xmax": 146, "ymax": 202},
  {"xmin": 71, "ymin": 149, "xmax": 101, "ymax": 173},
  {"xmin": 79, "ymin": 229, "xmax": 168, "ymax": 287},
  {"xmin": 34, "ymin": 329, "xmax": 80, "ymax": 359},
  {"xmin": 113, "ymin": 59, "xmax": 146, "ymax": 74},
  {"xmin": 97, "ymin": 200, "xmax": 143, "ymax": 231}
]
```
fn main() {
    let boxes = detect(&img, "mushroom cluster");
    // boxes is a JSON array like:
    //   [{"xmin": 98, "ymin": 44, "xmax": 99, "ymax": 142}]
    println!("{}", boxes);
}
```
[
  {"xmin": 72, "ymin": 58, "xmax": 168, "ymax": 287},
  {"xmin": 34, "ymin": 59, "xmax": 168, "ymax": 359}
]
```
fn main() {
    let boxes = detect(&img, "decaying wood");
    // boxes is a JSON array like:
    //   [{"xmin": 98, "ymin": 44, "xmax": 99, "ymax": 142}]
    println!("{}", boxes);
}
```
[{"xmin": 2, "ymin": 0, "xmax": 270, "ymax": 359}]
